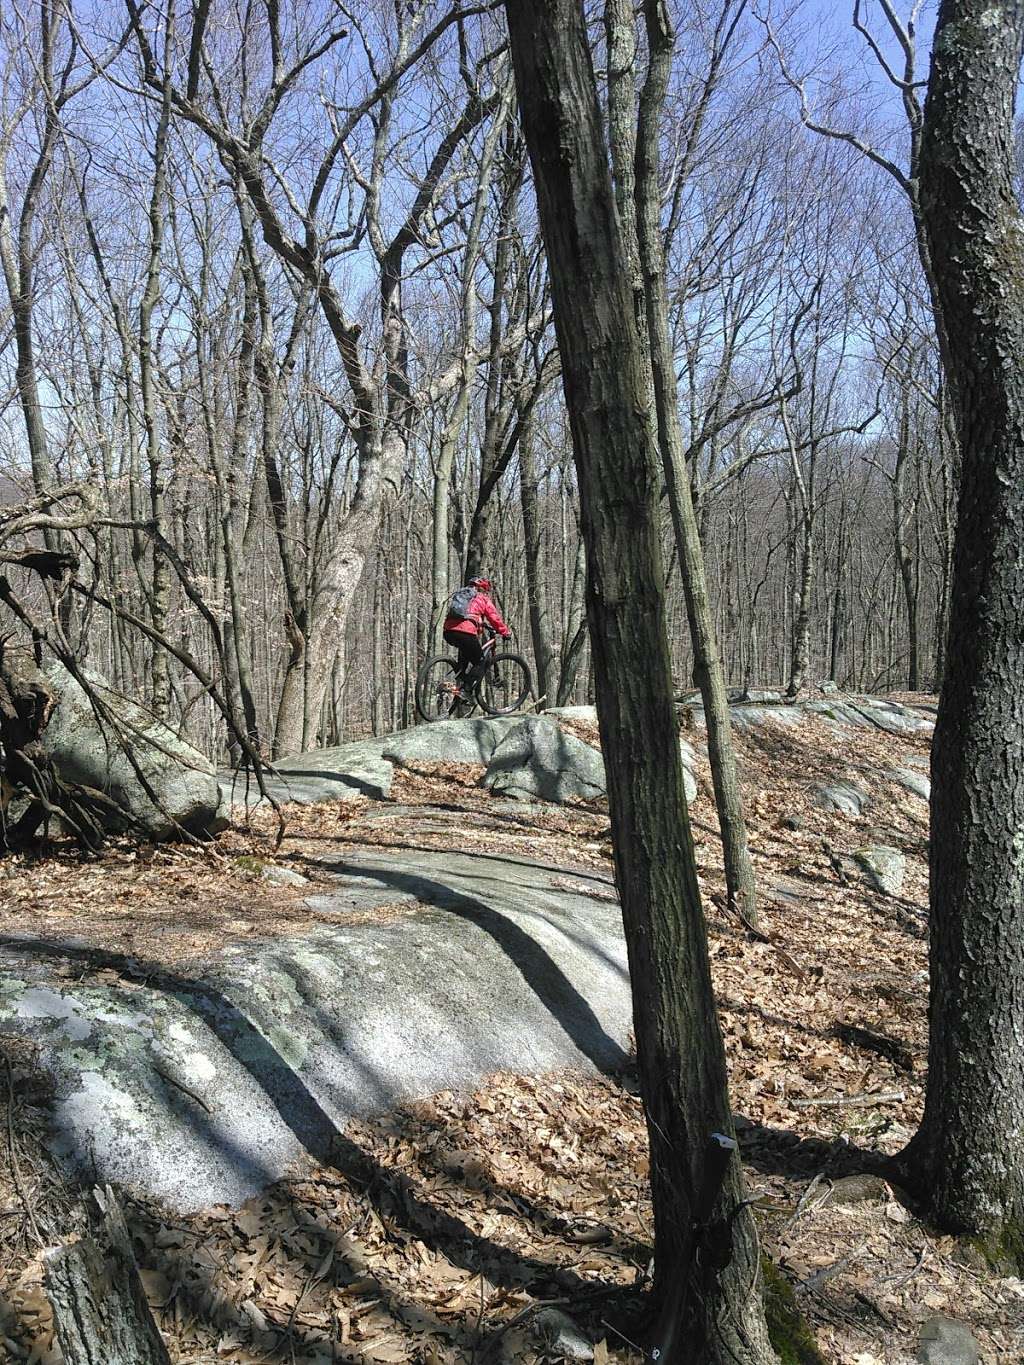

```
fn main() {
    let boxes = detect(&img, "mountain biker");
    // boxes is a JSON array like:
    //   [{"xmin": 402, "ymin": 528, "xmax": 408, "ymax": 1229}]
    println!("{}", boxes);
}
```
[{"xmin": 443, "ymin": 575, "xmax": 511, "ymax": 698}]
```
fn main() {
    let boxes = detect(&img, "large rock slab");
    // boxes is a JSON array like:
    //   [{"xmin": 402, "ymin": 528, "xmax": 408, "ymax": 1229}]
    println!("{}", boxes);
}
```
[
  {"xmin": 382, "ymin": 716, "xmax": 521, "ymax": 768},
  {"xmin": 0, "ymin": 847, "xmax": 630, "ymax": 1210},
  {"xmin": 484, "ymin": 717, "xmax": 606, "ymax": 803},
  {"xmin": 220, "ymin": 719, "xmax": 526, "ymax": 809},
  {"xmin": 222, "ymin": 739, "xmax": 394, "ymax": 806},
  {"xmin": 40, "ymin": 664, "xmax": 222, "ymax": 839}
]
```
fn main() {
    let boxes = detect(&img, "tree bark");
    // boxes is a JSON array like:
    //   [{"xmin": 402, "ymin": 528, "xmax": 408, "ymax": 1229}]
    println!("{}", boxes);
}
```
[
  {"xmin": 504, "ymin": 4, "xmax": 778, "ymax": 1359},
  {"xmin": 901, "ymin": 0, "xmax": 1024, "ymax": 1256},
  {"xmin": 46, "ymin": 1186, "xmax": 171, "ymax": 1365}
]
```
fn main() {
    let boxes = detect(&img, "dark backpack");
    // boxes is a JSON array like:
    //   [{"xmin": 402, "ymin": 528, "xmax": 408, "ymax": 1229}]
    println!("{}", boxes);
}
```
[{"xmin": 448, "ymin": 586, "xmax": 477, "ymax": 621}]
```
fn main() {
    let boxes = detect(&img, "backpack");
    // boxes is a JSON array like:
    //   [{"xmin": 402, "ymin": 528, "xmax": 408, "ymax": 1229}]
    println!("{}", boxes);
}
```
[{"xmin": 448, "ymin": 586, "xmax": 478, "ymax": 621}]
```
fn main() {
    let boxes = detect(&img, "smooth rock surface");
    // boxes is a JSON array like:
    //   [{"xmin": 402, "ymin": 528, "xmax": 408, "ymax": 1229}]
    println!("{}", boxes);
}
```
[
  {"xmin": 222, "ymin": 739, "xmax": 394, "ymax": 806},
  {"xmin": 41, "ymin": 663, "xmax": 222, "ymax": 839},
  {"xmin": 853, "ymin": 845, "xmax": 906, "ymax": 896},
  {"xmin": 484, "ymin": 717, "xmax": 606, "ymax": 803},
  {"xmin": 886, "ymin": 765, "xmax": 931, "ymax": 801},
  {"xmin": 813, "ymin": 779, "xmax": 870, "ymax": 816},
  {"xmin": 382, "ymin": 716, "xmax": 520, "ymax": 768},
  {"xmin": 917, "ymin": 1316, "xmax": 980, "ymax": 1365},
  {"xmin": 0, "ymin": 847, "xmax": 630, "ymax": 1210}
]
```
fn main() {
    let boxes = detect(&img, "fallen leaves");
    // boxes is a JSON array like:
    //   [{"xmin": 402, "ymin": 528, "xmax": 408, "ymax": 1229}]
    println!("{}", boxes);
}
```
[{"xmin": 2, "ymin": 700, "xmax": 1023, "ymax": 1362}]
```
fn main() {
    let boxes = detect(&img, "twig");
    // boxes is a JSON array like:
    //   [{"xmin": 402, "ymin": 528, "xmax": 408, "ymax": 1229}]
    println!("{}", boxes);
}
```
[
  {"xmin": 796, "ymin": 1242, "xmax": 869, "ymax": 1295},
  {"xmin": 4, "ymin": 1055, "xmax": 45, "ymax": 1247},
  {"xmin": 874, "ymin": 1242, "xmax": 927, "ymax": 1289},
  {"xmin": 152, "ymin": 1061, "xmax": 214, "ymax": 1113},
  {"xmin": 791, "ymin": 1090, "xmax": 906, "ymax": 1110},
  {"xmin": 779, "ymin": 1172, "xmax": 832, "ymax": 1237}
]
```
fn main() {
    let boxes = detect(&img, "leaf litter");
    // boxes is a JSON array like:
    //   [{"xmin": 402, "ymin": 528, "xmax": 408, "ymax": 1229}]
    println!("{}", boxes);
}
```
[{"xmin": 0, "ymin": 698, "xmax": 1021, "ymax": 1363}]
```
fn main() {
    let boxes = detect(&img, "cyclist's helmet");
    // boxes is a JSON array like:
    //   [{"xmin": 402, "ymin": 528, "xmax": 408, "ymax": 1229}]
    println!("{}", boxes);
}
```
[{"xmin": 469, "ymin": 575, "xmax": 492, "ymax": 592}]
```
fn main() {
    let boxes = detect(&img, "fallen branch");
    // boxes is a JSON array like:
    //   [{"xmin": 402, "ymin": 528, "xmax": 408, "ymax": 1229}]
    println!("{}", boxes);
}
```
[{"xmin": 791, "ymin": 1090, "xmax": 906, "ymax": 1110}]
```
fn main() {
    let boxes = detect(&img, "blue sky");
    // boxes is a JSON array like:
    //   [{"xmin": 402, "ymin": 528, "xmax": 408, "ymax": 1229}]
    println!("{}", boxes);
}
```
[{"xmin": 792, "ymin": 0, "xmax": 938, "ymax": 96}]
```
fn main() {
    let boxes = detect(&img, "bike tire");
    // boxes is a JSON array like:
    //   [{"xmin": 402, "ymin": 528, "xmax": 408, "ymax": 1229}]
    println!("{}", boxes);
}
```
[
  {"xmin": 415, "ymin": 654, "xmax": 469, "ymax": 723},
  {"xmin": 477, "ymin": 652, "xmax": 532, "ymax": 716}
]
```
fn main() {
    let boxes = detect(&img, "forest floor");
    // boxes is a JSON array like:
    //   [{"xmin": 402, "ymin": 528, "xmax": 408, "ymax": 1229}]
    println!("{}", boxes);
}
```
[{"xmin": 2, "ymin": 695, "xmax": 1022, "ymax": 1364}]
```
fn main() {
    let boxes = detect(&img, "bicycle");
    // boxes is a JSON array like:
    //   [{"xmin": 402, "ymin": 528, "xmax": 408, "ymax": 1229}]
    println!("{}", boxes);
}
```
[{"xmin": 415, "ymin": 625, "xmax": 532, "ymax": 722}]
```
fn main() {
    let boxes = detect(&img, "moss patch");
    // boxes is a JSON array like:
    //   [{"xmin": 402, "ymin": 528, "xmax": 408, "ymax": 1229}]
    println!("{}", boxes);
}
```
[
  {"xmin": 965, "ymin": 1220, "xmax": 1024, "ymax": 1276},
  {"xmin": 762, "ymin": 1258, "xmax": 828, "ymax": 1365}
]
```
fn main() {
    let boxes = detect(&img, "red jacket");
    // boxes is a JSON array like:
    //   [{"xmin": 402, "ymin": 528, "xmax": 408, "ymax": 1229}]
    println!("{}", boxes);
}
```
[{"xmin": 444, "ymin": 592, "xmax": 511, "ymax": 637}]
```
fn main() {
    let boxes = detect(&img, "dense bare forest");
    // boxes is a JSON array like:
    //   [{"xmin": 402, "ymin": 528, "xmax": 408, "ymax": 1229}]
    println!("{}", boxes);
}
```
[
  {"xmin": 0, "ymin": 0, "xmax": 952, "ymax": 759},
  {"xmin": 4, "ymin": 4, "xmax": 1024, "ymax": 1364}
]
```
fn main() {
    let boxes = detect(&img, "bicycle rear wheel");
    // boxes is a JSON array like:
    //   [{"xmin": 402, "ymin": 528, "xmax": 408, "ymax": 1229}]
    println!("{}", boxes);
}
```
[
  {"xmin": 415, "ymin": 655, "xmax": 468, "ymax": 722},
  {"xmin": 477, "ymin": 652, "xmax": 532, "ymax": 716}
]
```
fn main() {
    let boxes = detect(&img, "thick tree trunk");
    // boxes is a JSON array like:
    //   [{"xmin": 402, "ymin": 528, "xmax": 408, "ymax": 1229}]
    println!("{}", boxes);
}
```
[
  {"xmin": 504, "ymin": 4, "xmax": 777, "ymax": 1360},
  {"xmin": 902, "ymin": 0, "xmax": 1024, "ymax": 1255}
]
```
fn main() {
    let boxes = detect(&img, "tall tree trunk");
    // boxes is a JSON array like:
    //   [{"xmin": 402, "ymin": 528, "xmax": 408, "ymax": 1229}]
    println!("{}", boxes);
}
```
[
  {"xmin": 519, "ymin": 409, "xmax": 556, "ymax": 705},
  {"xmin": 788, "ymin": 515, "xmax": 814, "ymax": 696},
  {"xmin": 138, "ymin": 61, "xmax": 173, "ymax": 720},
  {"xmin": 504, "ymin": 4, "xmax": 778, "ymax": 1360},
  {"xmin": 901, "ymin": 0, "xmax": 1024, "ymax": 1256},
  {"xmin": 633, "ymin": 0, "xmax": 758, "ymax": 927}
]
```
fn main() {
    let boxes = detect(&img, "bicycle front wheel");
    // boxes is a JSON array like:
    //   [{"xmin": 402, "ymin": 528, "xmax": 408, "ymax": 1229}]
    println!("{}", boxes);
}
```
[
  {"xmin": 477, "ymin": 652, "xmax": 532, "ymax": 716},
  {"xmin": 415, "ymin": 655, "xmax": 466, "ymax": 722}
]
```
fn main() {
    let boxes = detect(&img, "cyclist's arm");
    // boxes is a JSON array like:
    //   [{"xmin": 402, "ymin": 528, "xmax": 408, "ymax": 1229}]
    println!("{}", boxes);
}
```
[{"xmin": 480, "ymin": 599, "xmax": 511, "ymax": 637}]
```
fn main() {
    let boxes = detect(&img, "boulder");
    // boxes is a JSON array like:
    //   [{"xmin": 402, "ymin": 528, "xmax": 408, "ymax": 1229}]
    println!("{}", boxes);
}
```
[
  {"xmin": 382, "ymin": 716, "xmax": 520, "ymax": 768},
  {"xmin": 813, "ymin": 779, "xmax": 870, "ymax": 816},
  {"xmin": 484, "ymin": 717, "xmax": 606, "ymax": 804},
  {"xmin": 886, "ymin": 765, "xmax": 931, "ymax": 801},
  {"xmin": 917, "ymin": 1317, "xmax": 980, "ymax": 1365},
  {"xmin": 260, "ymin": 865, "xmax": 310, "ymax": 888},
  {"xmin": 533, "ymin": 1308, "xmax": 595, "ymax": 1361},
  {"xmin": 853, "ymin": 845, "xmax": 906, "ymax": 896},
  {"xmin": 39, "ymin": 664, "xmax": 222, "ymax": 840}
]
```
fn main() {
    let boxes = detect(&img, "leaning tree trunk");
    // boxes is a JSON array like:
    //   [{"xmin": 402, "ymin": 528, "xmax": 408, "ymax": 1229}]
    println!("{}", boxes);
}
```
[
  {"xmin": 634, "ymin": 0, "xmax": 758, "ymax": 928},
  {"xmin": 519, "ymin": 410, "xmax": 557, "ymax": 705},
  {"xmin": 504, "ymin": 4, "xmax": 778, "ymax": 1360},
  {"xmin": 902, "ymin": 0, "xmax": 1024, "ymax": 1256}
]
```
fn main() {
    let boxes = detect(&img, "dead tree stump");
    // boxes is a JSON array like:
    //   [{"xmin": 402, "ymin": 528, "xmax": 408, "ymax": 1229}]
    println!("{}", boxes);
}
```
[{"xmin": 44, "ymin": 1186, "xmax": 171, "ymax": 1365}]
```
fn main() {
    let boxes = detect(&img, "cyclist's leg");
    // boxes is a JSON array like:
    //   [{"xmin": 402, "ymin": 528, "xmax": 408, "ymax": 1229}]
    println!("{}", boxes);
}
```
[
  {"xmin": 443, "ymin": 631, "xmax": 482, "ymax": 693},
  {"xmin": 462, "ymin": 636, "xmax": 487, "ymax": 691}
]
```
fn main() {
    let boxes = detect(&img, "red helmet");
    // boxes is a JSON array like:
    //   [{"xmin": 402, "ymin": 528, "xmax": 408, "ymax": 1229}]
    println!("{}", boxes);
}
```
[{"xmin": 469, "ymin": 575, "xmax": 492, "ymax": 592}]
